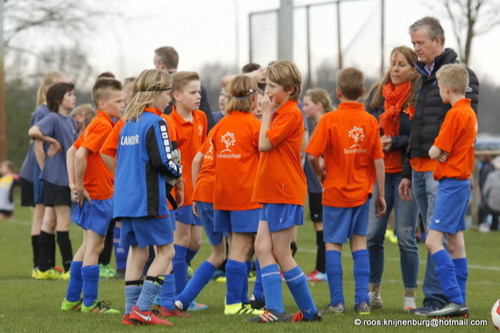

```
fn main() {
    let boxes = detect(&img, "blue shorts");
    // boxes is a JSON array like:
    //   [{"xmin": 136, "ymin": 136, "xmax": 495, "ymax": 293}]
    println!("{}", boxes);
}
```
[
  {"xmin": 323, "ymin": 200, "xmax": 370, "ymax": 244},
  {"xmin": 72, "ymin": 198, "xmax": 114, "ymax": 236},
  {"xmin": 33, "ymin": 164, "xmax": 44, "ymax": 204},
  {"xmin": 259, "ymin": 204, "xmax": 303, "ymax": 232},
  {"xmin": 215, "ymin": 208, "xmax": 261, "ymax": 234},
  {"xmin": 168, "ymin": 213, "xmax": 176, "ymax": 231},
  {"xmin": 196, "ymin": 201, "xmax": 225, "ymax": 245},
  {"xmin": 120, "ymin": 216, "xmax": 173, "ymax": 248},
  {"xmin": 175, "ymin": 205, "xmax": 202, "ymax": 226},
  {"xmin": 431, "ymin": 178, "xmax": 470, "ymax": 234}
]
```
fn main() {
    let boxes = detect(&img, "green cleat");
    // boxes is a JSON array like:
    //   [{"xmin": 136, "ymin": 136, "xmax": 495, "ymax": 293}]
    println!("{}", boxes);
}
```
[
  {"xmin": 99, "ymin": 264, "xmax": 116, "ymax": 278},
  {"xmin": 61, "ymin": 298, "xmax": 82, "ymax": 311},
  {"xmin": 81, "ymin": 300, "xmax": 120, "ymax": 314},
  {"xmin": 224, "ymin": 302, "xmax": 264, "ymax": 315},
  {"xmin": 427, "ymin": 302, "xmax": 469, "ymax": 318}
]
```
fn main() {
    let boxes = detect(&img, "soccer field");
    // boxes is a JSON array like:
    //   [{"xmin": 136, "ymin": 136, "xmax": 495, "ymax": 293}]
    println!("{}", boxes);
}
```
[{"xmin": 1, "ymin": 205, "xmax": 498, "ymax": 332}]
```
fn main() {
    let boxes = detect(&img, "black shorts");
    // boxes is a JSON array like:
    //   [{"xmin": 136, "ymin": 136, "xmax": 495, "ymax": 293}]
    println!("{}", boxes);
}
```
[
  {"xmin": 43, "ymin": 181, "xmax": 71, "ymax": 207},
  {"xmin": 20, "ymin": 177, "xmax": 35, "ymax": 207},
  {"xmin": 0, "ymin": 209, "xmax": 13, "ymax": 217},
  {"xmin": 309, "ymin": 192, "xmax": 323, "ymax": 222}
]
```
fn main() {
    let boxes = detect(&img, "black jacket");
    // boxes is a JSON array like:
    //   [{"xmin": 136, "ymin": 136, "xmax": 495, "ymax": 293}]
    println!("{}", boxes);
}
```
[{"xmin": 408, "ymin": 48, "xmax": 479, "ymax": 161}]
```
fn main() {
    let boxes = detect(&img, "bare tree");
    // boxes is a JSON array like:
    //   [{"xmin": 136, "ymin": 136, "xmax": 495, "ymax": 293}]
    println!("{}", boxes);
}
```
[{"xmin": 429, "ymin": 0, "xmax": 500, "ymax": 65}]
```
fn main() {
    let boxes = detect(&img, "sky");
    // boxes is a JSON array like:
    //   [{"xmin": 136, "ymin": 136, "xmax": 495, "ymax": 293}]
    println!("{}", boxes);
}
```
[{"xmin": 87, "ymin": 0, "xmax": 500, "ymax": 85}]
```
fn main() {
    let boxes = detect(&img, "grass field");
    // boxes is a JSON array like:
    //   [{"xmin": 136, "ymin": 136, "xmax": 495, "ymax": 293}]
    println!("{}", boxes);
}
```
[{"xmin": 1, "ymin": 203, "xmax": 499, "ymax": 332}]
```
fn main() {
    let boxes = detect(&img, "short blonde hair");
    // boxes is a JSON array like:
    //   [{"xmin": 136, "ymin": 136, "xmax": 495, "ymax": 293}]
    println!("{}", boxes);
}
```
[
  {"xmin": 336, "ymin": 67, "xmax": 365, "ymax": 100},
  {"xmin": 225, "ymin": 75, "xmax": 258, "ymax": 114},
  {"xmin": 436, "ymin": 63, "xmax": 469, "ymax": 94},
  {"xmin": 172, "ymin": 71, "xmax": 200, "ymax": 95},
  {"xmin": 267, "ymin": 60, "xmax": 302, "ymax": 101},
  {"xmin": 304, "ymin": 88, "xmax": 333, "ymax": 113},
  {"xmin": 123, "ymin": 69, "xmax": 172, "ymax": 121},
  {"xmin": 37, "ymin": 71, "xmax": 66, "ymax": 106}
]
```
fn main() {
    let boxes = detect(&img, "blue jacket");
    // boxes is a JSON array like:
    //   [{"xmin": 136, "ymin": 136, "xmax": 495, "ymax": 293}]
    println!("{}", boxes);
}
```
[{"xmin": 114, "ymin": 111, "xmax": 182, "ymax": 218}]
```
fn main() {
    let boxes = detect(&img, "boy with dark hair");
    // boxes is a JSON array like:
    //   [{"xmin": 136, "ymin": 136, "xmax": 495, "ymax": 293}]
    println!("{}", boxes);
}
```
[
  {"xmin": 307, "ymin": 67, "xmax": 386, "ymax": 315},
  {"xmin": 61, "ymin": 78, "xmax": 124, "ymax": 314},
  {"xmin": 425, "ymin": 63, "xmax": 477, "ymax": 318}
]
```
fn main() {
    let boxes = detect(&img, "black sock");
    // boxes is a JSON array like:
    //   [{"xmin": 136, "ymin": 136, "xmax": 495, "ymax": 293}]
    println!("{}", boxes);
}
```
[
  {"xmin": 99, "ymin": 220, "xmax": 115, "ymax": 265},
  {"xmin": 315, "ymin": 230, "xmax": 326, "ymax": 273},
  {"xmin": 56, "ymin": 231, "xmax": 73, "ymax": 272},
  {"xmin": 38, "ymin": 231, "xmax": 55, "ymax": 272},
  {"xmin": 31, "ymin": 235, "xmax": 40, "ymax": 269}
]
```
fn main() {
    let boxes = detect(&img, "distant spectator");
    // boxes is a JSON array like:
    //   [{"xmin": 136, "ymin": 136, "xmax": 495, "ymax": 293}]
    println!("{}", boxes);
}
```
[
  {"xmin": 0, "ymin": 161, "xmax": 20, "ymax": 220},
  {"xmin": 482, "ymin": 156, "xmax": 500, "ymax": 231},
  {"xmin": 212, "ymin": 87, "xmax": 230, "ymax": 125}
]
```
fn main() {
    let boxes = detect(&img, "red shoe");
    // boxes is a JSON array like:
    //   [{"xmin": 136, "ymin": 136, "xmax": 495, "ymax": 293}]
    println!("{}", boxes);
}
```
[
  {"xmin": 306, "ymin": 270, "xmax": 319, "ymax": 278},
  {"xmin": 122, "ymin": 314, "xmax": 135, "ymax": 325},
  {"xmin": 157, "ymin": 305, "xmax": 190, "ymax": 318},
  {"xmin": 129, "ymin": 306, "xmax": 173, "ymax": 326}
]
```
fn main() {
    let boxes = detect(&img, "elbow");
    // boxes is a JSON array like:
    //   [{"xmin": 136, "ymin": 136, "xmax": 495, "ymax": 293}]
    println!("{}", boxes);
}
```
[
  {"xmin": 259, "ymin": 144, "xmax": 272, "ymax": 152},
  {"xmin": 28, "ymin": 126, "xmax": 38, "ymax": 138},
  {"xmin": 307, "ymin": 153, "xmax": 316, "ymax": 163}
]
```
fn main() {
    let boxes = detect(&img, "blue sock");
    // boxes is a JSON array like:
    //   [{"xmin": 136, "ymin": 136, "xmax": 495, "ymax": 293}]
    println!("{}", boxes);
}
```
[
  {"xmin": 82, "ymin": 265, "xmax": 100, "ymax": 307},
  {"xmin": 65, "ymin": 261, "xmax": 83, "ymax": 302},
  {"xmin": 261, "ymin": 264, "xmax": 284, "ymax": 313},
  {"xmin": 113, "ymin": 225, "xmax": 128, "ymax": 270},
  {"xmin": 453, "ymin": 258, "xmax": 468, "ymax": 302},
  {"xmin": 352, "ymin": 249, "xmax": 370, "ymax": 306},
  {"xmin": 160, "ymin": 274, "xmax": 175, "ymax": 310},
  {"xmin": 326, "ymin": 250, "xmax": 344, "ymax": 306},
  {"xmin": 252, "ymin": 259, "xmax": 264, "ymax": 302},
  {"xmin": 433, "ymin": 250, "xmax": 464, "ymax": 304},
  {"xmin": 177, "ymin": 261, "xmax": 215, "ymax": 309},
  {"xmin": 173, "ymin": 244, "xmax": 188, "ymax": 295},
  {"xmin": 186, "ymin": 248, "xmax": 198, "ymax": 266},
  {"xmin": 136, "ymin": 280, "xmax": 162, "ymax": 312},
  {"xmin": 226, "ymin": 259, "xmax": 246, "ymax": 305},
  {"xmin": 241, "ymin": 261, "xmax": 253, "ymax": 303},
  {"xmin": 284, "ymin": 266, "xmax": 318, "ymax": 319},
  {"xmin": 124, "ymin": 285, "xmax": 142, "ymax": 315}
]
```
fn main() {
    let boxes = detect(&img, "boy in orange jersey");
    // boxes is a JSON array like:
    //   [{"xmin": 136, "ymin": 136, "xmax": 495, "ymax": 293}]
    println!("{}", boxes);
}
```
[
  {"xmin": 250, "ymin": 61, "xmax": 321, "ymax": 323},
  {"xmin": 61, "ymin": 78, "xmax": 124, "ymax": 314},
  {"xmin": 169, "ymin": 71, "xmax": 208, "ymax": 309},
  {"xmin": 306, "ymin": 67, "xmax": 386, "ymax": 315},
  {"xmin": 424, "ymin": 64, "xmax": 477, "ymax": 318}
]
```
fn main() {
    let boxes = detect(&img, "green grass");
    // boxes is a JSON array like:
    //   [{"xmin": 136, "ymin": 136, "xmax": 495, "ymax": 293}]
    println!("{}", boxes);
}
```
[{"xmin": 0, "ymin": 204, "xmax": 498, "ymax": 332}]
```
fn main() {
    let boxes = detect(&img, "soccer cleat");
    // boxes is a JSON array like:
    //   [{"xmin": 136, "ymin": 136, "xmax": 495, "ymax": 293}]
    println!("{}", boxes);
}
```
[
  {"xmin": 99, "ymin": 264, "xmax": 116, "ymax": 278},
  {"xmin": 216, "ymin": 276, "xmax": 227, "ymax": 283},
  {"xmin": 248, "ymin": 270, "xmax": 257, "ymax": 282},
  {"xmin": 31, "ymin": 268, "xmax": 40, "ymax": 279},
  {"xmin": 427, "ymin": 302, "xmax": 469, "ymax": 318},
  {"xmin": 35, "ymin": 268, "xmax": 61, "ymax": 280},
  {"xmin": 307, "ymin": 271, "xmax": 328, "ymax": 282},
  {"xmin": 321, "ymin": 303, "xmax": 345, "ymax": 315},
  {"xmin": 130, "ymin": 306, "xmax": 173, "ymax": 326},
  {"xmin": 156, "ymin": 305, "xmax": 190, "ymax": 318},
  {"xmin": 403, "ymin": 289, "xmax": 416, "ymax": 312},
  {"xmin": 249, "ymin": 294, "xmax": 266, "ymax": 310},
  {"xmin": 187, "ymin": 265, "xmax": 194, "ymax": 279},
  {"xmin": 224, "ymin": 302, "xmax": 264, "ymax": 315},
  {"xmin": 187, "ymin": 300, "xmax": 208, "ymax": 311},
  {"xmin": 60, "ymin": 271, "xmax": 70, "ymax": 280},
  {"xmin": 81, "ymin": 300, "xmax": 120, "ymax": 314},
  {"xmin": 122, "ymin": 314, "xmax": 135, "ymax": 325},
  {"xmin": 212, "ymin": 269, "xmax": 225, "ymax": 280},
  {"xmin": 385, "ymin": 229, "xmax": 398, "ymax": 244},
  {"xmin": 61, "ymin": 298, "xmax": 83, "ymax": 311},
  {"xmin": 288, "ymin": 310, "xmax": 322, "ymax": 322},
  {"xmin": 354, "ymin": 301, "xmax": 370, "ymax": 315},
  {"xmin": 369, "ymin": 284, "xmax": 383, "ymax": 309},
  {"xmin": 248, "ymin": 309, "xmax": 289, "ymax": 323},
  {"xmin": 414, "ymin": 300, "xmax": 445, "ymax": 316}
]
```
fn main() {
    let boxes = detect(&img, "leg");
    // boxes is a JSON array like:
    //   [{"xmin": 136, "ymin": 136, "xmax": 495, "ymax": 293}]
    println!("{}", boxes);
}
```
[
  {"xmin": 54, "ymin": 205, "xmax": 73, "ymax": 272},
  {"xmin": 81, "ymin": 231, "xmax": 106, "ymax": 307},
  {"xmin": 173, "ymin": 221, "xmax": 191, "ymax": 295},
  {"xmin": 350, "ymin": 235, "xmax": 370, "ymax": 308},
  {"xmin": 38, "ymin": 207, "xmax": 57, "ymax": 272},
  {"xmin": 325, "ymin": 242, "xmax": 344, "ymax": 307},
  {"xmin": 226, "ymin": 233, "xmax": 253, "ymax": 306}
]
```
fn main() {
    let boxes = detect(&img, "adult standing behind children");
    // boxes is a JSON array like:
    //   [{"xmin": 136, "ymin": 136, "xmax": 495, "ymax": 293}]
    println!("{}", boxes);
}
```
[
  {"xmin": 365, "ymin": 46, "xmax": 420, "ymax": 312},
  {"xmin": 20, "ymin": 71, "xmax": 66, "ymax": 278},
  {"xmin": 28, "ymin": 82, "xmax": 78, "ymax": 279},
  {"xmin": 398, "ymin": 16, "xmax": 479, "ymax": 315},
  {"xmin": 307, "ymin": 67, "xmax": 386, "ymax": 316},
  {"xmin": 153, "ymin": 46, "xmax": 214, "ymax": 130}
]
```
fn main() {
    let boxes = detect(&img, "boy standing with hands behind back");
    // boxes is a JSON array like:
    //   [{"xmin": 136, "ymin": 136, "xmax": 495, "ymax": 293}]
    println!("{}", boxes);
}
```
[
  {"xmin": 306, "ymin": 67, "xmax": 386, "ymax": 315},
  {"xmin": 425, "ymin": 64, "xmax": 477, "ymax": 318}
]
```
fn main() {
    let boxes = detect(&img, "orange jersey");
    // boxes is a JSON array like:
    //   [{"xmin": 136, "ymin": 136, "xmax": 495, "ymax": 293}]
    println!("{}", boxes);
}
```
[
  {"xmin": 192, "ymin": 127, "xmax": 217, "ymax": 204},
  {"xmin": 433, "ymin": 98, "xmax": 477, "ymax": 180},
  {"xmin": 410, "ymin": 156, "xmax": 437, "ymax": 172},
  {"xmin": 384, "ymin": 150, "xmax": 402, "ymax": 173},
  {"xmin": 212, "ymin": 111, "xmax": 262, "ymax": 210},
  {"xmin": 252, "ymin": 100, "xmax": 307, "ymax": 206},
  {"xmin": 306, "ymin": 102, "xmax": 384, "ymax": 207},
  {"xmin": 170, "ymin": 106, "xmax": 208, "ymax": 206},
  {"xmin": 73, "ymin": 110, "xmax": 115, "ymax": 200},
  {"xmin": 100, "ymin": 117, "xmax": 124, "ymax": 158}
]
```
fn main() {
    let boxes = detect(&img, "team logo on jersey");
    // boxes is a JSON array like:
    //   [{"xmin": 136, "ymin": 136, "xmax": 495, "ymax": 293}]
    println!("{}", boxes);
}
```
[
  {"xmin": 221, "ymin": 131, "xmax": 236, "ymax": 153},
  {"xmin": 198, "ymin": 124, "xmax": 204, "ymax": 136},
  {"xmin": 348, "ymin": 126, "xmax": 364, "ymax": 148}
]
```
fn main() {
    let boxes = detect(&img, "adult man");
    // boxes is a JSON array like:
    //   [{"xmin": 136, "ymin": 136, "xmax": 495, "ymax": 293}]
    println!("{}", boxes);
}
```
[
  {"xmin": 399, "ymin": 16, "xmax": 479, "ymax": 315},
  {"xmin": 154, "ymin": 46, "xmax": 215, "ymax": 130}
]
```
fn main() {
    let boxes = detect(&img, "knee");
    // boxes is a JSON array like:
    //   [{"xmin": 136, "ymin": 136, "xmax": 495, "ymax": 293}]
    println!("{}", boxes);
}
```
[
  {"xmin": 190, "ymin": 238, "xmax": 202, "ymax": 251},
  {"xmin": 158, "ymin": 245, "xmax": 175, "ymax": 262},
  {"xmin": 271, "ymin": 246, "xmax": 289, "ymax": 262},
  {"xmin": 254, "ymin": 239, "xmax": 270, "ymax": 259}
]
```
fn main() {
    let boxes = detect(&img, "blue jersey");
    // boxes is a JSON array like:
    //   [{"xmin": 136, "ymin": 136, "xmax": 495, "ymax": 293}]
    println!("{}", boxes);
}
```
[{"xmin": 114, "ymin": 110, "xmax": 182, "ymax": 219}]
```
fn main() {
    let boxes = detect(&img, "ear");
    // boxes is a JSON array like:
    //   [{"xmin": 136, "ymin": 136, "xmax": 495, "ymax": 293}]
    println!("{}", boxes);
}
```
[
  {"xmin": 97, "ymin": 99, "xmax": 106, "ymax": 110},
  {"xmin": 285, "ymin": 86, "xmax": 294, "ymax": 97},
  {"xmin": 173, "ymin": 90, "xmax": 181, "ymax": 102},
  {"xmin": 336, "ymin": 87, "xmax": 342, "ymax": 99},
  {"xmin": 360, "ymin": 87, "xmax": 366, "ymax": 97}
]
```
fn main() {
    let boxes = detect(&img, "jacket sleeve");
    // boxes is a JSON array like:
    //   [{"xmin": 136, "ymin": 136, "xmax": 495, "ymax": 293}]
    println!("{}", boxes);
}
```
[
  {"xmin": 200, "ymin": 84, "xmax": 214, "ymax": 131},
  {"xmin": 466, "ymin": 67, "xmax": 479, "ymax": 113},
  {"xmin": 145, "ymin": 119, "xmax": 182, "ymax": 180}
]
